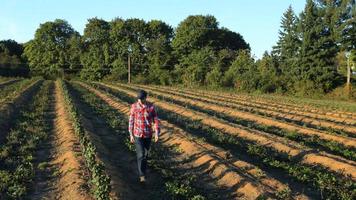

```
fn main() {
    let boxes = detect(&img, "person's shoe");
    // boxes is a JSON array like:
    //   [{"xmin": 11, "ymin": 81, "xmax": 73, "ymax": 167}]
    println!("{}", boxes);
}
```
[{"xmin": 139, "ymin": 176, "xmax": 146, "ymax": 183}]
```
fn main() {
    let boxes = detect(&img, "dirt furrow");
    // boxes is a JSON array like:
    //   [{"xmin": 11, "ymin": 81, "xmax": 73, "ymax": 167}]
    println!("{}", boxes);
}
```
[
  {"xmin": 33, "ymin": 81, "xmax": 92, "ymax": 200},
  {"xmin": 138, "ymin": 84, "xmax": 356, "ymax": 126},
  {"xmin": 68, "ymin": 82, "xmax": 165, "ymax": 200},
  {"xmin": 94, "ymin": 82, "xmax": 356, "ymax": 181},
  {"xmin": 135, "ymin": 84, "xmax": 356, "ymax": 135},
  {"xmin": 124, "ymin": 84, "xmax": 356, "ymax": 149},
  {"xmin": 147, "ymin": 84, "xmax": 356, "ymax": 121},
  {"xmin": 77, "ymin": 82, "xmax": 313, "ymax": 200},
  {"xmin": 0, "ymin": 79, "xmax": 20, "ymax": 89},
  {"xmin": 0, "ymin": 80, "xmax": 43, "ymax": 144}
]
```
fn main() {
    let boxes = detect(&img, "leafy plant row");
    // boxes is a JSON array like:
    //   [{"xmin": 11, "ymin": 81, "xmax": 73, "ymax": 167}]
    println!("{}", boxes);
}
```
[
  {"xmin": 0, "ymin": 81, "xmax": 49, "ymax": 199},
  {"xmin": 129, "ymin": 84, "xmax": 355, "ymax": 137},
  {"xmin": 150, "ymin": 83, "xmax": 356, "ymax": 118},
  {"xmin": 0, "ymin": 79, "xmax": 43, "ymax": 140},
  {"xmin": 73, "ymin": 82, "xmax": 207, "ymax": 200},
  {"xmin": 150, "ymin": 84, "xmax": 356, "ymax": 125},
  {"xmin": 59, "ymin": 80, "xmax": 111, "ymax": 200},
  {"xmin": 0, "ymin": 79, "xmax": 21, "ymax": 89},
  {"xmin": 94, "ymin": 83, "xmax": 356, "ymax": 200},
  {"xmin": 0, "ymin": 78, "xmax": 39, "ymax": 106},
  {"xmin": 120, "ymin": 84, "xmax": 356, "ymax": 161}
]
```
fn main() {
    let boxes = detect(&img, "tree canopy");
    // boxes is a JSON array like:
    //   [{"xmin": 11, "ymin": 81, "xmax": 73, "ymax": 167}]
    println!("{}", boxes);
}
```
[
  {"xmin": 7, "ymin": 4, "xmax": 356, "ymax": 96},
  {"xmin": 24, "ymin": 19, "xmax": 78, "ymax": 78}
]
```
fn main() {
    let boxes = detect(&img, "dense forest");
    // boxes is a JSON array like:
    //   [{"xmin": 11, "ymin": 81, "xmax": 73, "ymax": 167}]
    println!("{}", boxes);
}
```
[{"xmin": 0, "ymin": 0, "xmax": 355, "ymax": 96}]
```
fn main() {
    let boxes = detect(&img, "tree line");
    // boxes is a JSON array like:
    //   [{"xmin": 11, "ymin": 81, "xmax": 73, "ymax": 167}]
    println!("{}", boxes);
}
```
[{"xmin": 1, "ymin": 0, "xmax": 355, "ymax": 96}]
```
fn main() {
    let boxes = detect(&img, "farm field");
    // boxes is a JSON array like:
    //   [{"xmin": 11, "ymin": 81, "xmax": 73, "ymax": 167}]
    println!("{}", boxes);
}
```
[{"xmin": 0, "ymin": 78, "xmax": 355, "ymax": 200}]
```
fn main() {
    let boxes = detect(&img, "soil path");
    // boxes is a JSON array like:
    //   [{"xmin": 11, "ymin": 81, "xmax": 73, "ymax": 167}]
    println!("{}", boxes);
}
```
[
  {"xmin": 94, "ymin": 82, "xmax": 356, "ymax": 181},
  {"xmin": 77, "ymin": 82, "xmax": 317, "ymax": 200},
  {"xmin": 0, "ymin": 80, "xmax": 42, "ymax": 144},
  {"xmin": 0, "ymin": 79, "xmax": 21, "ymax": 89},
  {"xmin": 128, "ymin": 83, "xmax": 356, "ymax": 135},
  {"xmin": 123, "ymin": 84, "xmax": 356, "ymax": 149},
  {"xmin": 69, "ymin": 82, "xmax": 170, "ymax": 200},
  {"xmin": 147, "ymin": 84, "xmax": 356, "ymax": 120},
  {"xmin": 30, "ymin": 81, "xmax": 92, "ymax": 200}
]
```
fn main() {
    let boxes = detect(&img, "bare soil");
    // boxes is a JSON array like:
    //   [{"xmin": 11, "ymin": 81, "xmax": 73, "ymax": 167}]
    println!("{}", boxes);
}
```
[
  {"xmin": 78, "ymin": 82, "xmax": 316, "ymax": 200},
  {"xmin": 98, "ymin": 83, "xmax": 356, "ymax": 181},
  {"xmin": 30, "ymin": 81, "xmax": 92, "ymax": 200}
]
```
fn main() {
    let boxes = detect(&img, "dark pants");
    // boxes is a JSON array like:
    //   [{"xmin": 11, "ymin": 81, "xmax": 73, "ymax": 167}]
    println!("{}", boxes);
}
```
[{"xmin": 134, "ymin": 137, "xmax": 151, "ymax": 177}]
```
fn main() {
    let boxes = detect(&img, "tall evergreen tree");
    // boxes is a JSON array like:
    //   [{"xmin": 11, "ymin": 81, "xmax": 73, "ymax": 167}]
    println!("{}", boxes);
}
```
[
  {"xmin": 272, "ymin": 5, "xmax": 300, "ymax": 90},
  {"xmin": 337, "ymin": 0, "xmax": 355, "ymax": 51},
  {"xmin": 273, "ymin": 6, "xmax": 300, "ymax": 62},
  {"xmin": 296, "ymin": 0, "xmax": 340, "ymax": 93}
]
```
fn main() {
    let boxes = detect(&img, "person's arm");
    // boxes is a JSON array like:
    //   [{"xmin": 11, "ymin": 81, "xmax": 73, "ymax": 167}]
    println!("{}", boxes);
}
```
[
  {"xmin": 152, "ymin": 105, "xmax": 160, "ymax": 142},
  {"xmin": 129, "ymin": 104, "xmax": 135, "ymax": 142}
]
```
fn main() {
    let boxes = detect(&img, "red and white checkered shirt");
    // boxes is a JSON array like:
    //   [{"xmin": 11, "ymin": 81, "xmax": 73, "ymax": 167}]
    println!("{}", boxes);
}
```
[{"xmin": 129, "ymin": 101, "xmax": 160, "ymax": 138}]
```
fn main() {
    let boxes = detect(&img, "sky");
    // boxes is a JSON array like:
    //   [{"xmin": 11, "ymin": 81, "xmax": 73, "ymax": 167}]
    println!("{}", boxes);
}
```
[{"xmin": 0, "ymin": 0, "xmax": 306, "ymax": 58}]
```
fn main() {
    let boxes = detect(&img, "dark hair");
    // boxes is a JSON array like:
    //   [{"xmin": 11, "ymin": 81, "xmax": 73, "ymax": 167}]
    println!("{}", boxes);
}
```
[{"xmin": 137, "ymin": 90, "xmax": 147, "ymax": 100}]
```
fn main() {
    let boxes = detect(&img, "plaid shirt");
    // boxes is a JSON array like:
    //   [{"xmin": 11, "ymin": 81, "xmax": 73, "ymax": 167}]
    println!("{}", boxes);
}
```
[{"xmin": 129, "ymin": 102, "xmax": 160, "ymax": 138}]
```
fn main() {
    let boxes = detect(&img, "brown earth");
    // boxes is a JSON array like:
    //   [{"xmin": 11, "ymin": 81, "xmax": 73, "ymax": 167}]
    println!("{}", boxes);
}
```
[
  {"xmin": 0, "ymin": 79, "xmax": 21, "ymax": 89},
  {"xmin": 146, "ymin": 84, "xmax": 356, "ymax": 121},
  {"xmin": 156, "ymin": 86, "xmax": 356, "ymax": 120},
  {"xmin": 131, "ymin": 83, "xmax": 356, "ymax": 135},
  {"xmin": 124, "ymin": 84, "xmax": 356, "ymax": 149},
  {"xmin": 96, "ymin": 82, "xmax": 356, "ymax": 181},
  {"xmin": 68, "ymin": 82, "xmax": 166, "ymax": 200},
  {"xmin": 30, "ymin": 81, "xmax": 92, "ymax": 200},
  {"xmin": 138, "ymin": 83, "xmax": 356, "ymax": 126},
  {"xmin": 76, "ymin": 82, "xmax": 313, "ymax": 200},
  {"xmin": 0, "ymin": 80, "xmax": 43, "ymax": 144}
]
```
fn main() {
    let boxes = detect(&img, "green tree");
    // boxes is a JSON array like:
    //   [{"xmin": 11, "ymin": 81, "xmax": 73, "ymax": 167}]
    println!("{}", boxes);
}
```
[
  {"xmin": 0, "ymin": 40, "xmax": 29, "ymax": 77},
  {"xmin": 172, "ymin": 15, "xmax": 218, "ymax": 57},
  {"xmin": 146, "ymin": 20, "xmax": 174, "ymax": 85},
  {"xmin": 272, "ymin": 6, "xmax": 300, "ymax": 84},
  {"xmin": 172, "ymin": 15, "xmax": 249, "ymax": 57},
  {"xmin": 256, "ymin": 52, "xmax": 284, "ymax": 93},
  {"xmin": 296, "ymin": 0, "xmax": 340, "ymax": 94},
  {"xmin": 107, "ymin": 18, "xmax": 129, "ymax": 81},
  {"xmin": 205, "ymin": 49, "xmax": 236, "ymax": 88},
  {"xmin": 174, "ymin": 47, "xmax": 216, "ymax": 86},
  {"xmin": 24, "ymin": 19, "xmax": 78, "ymax": 78},
  {"xmin": 67, "ymin": 34, "xmax": 83, "ymax": 76},
  {"xmin": 124, "ymin": 18, "xmax": 150, "ymax": 81},
  {"xmin": 211, "ymin": 27, "xmax": 250, "ymax": 51},
  {"xmin": 80, "ymin": 18, "xmax": 111, "ymax": 80},
  {"xmin": 223, "ymin": 50, "xmax": 258, "ymax": 91}
]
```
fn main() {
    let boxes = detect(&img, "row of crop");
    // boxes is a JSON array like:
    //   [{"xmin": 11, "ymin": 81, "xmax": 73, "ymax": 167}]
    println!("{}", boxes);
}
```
[
  {"xmin": 0, "ymin": 81, "xmax": 50, "ymax": 199},
  {"xmin": 147, "ymin": 83, "xmax": 356, "ymax": 119},
  {"xmin": 59, "ymin": 80, "xmax": 111, "ymax": 200},
  {"xmin": 0, "ymin": 79, "xmax": 21, "ymax": 89},
  {"xmin": 0, "ymin": 79, "xmax": 43, "ymax": 143},
  {"xmin": 95, "ymin": 82, "xmax": 355, "ymax": 200},
  {"xmin": 0, "ymin": 76, "xmax": 15, "ymax": 83},
  {"xmin": 109, "ymin": 83, "xmax": 356, "ymax": 161},
  {"xmin": 124, "ymin": 83, "xmax": 355, "ymax": 137},
  {"xmin": 0, "ymin": 78, "xmax": 37, "ymax": 106},
  {"xmin": 146, "ymin": 83, "xmax": 355, "ymax": 137},
  {"xmin": 72, "ymin": 82, "xmax": 207, "ymax": 200},
  {"xmin": 135, "ymin": 83, "xmax": 356, "ymax": 127}
]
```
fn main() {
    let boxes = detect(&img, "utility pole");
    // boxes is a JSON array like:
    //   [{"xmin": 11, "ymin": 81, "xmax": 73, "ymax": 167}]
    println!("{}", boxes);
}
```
[
  {"xmin": 128, "ymin": 54, "xmax": 131, "ymax": 84},
  {"xmin": 346, "ymin": 51, "xmax": 351, "ymax": 97},
  {"xmin": 128, "ymin": 44, "xmax": 132, "ymax": 84}
]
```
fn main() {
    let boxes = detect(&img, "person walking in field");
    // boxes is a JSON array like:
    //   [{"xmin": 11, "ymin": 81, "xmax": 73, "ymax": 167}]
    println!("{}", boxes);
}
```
[{"xmin": 129, "ymin": 90, "xmax": 160, "ymax": 183}]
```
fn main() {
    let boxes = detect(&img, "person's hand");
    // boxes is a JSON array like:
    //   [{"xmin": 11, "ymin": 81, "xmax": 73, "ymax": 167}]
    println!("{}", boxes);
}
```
[
  {"xmin": 130, "ymin": 135, "xmax": 135, "ymax": 143},
  {"xmin": 154, "ymin": 133, "xmax": 159, "ymax": 143}
]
